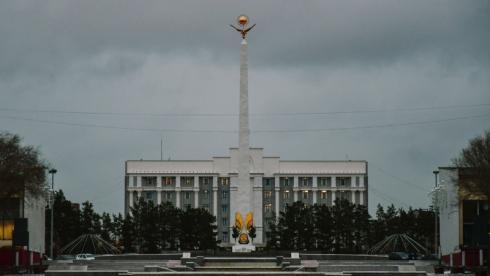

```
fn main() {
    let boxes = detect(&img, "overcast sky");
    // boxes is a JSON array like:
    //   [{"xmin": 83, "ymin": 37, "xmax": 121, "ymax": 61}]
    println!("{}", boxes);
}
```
[{"xmin": 1, "ymin": 0, "xmax": 489, "ymax": 215}]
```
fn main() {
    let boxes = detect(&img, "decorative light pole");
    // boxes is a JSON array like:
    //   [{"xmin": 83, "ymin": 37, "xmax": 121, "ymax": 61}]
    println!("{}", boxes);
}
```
[{"xmin": 48, "ymin": 168, "xmax": 57, "ymax": 259}]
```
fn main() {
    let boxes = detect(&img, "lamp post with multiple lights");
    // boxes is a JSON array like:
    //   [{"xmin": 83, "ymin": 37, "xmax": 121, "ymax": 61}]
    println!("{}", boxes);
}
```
[{"xmin": 432, "ymin": 170, "xmax": 439, "ymax": 258}]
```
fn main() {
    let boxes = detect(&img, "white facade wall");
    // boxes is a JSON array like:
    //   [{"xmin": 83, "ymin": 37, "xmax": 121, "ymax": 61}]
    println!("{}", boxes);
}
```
[
  {"xmin": 125, "ymin": 147, "xmax": 368, "ymax": 247},
  {"xmin": 437, "ymin": 168, "xmax": 461, "ymax": 256},
  {"xmin": 24, "ymin": 194, "xmax": 46, "ymax": 253}
]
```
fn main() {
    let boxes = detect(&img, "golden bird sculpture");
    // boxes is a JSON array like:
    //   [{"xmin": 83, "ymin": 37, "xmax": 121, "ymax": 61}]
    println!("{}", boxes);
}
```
[{"xmin": 230, "ymin": 14, "xmax": 256, "ymax": 39}]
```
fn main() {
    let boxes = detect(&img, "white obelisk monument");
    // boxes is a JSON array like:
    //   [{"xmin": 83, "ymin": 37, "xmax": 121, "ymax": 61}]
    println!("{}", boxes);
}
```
[{"xmin": 230, "ymin": 15, "xmax": 257, "ymax": 252}]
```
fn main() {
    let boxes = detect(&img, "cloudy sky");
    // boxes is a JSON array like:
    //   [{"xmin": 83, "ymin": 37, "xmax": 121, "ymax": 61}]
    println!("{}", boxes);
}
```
[{"xmin": 1, "ymin": 0, "xmax": 489, "ymax": 215}]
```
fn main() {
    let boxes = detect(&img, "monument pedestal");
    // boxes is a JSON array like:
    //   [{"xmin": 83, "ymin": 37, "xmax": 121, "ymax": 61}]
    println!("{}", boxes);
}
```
[{"xmin": 232, "ymin": 244, "xmax": 256, "ymax": 253}]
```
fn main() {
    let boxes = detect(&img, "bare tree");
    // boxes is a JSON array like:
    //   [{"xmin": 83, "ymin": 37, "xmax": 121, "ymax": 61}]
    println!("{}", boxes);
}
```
[
  {"xmin": 0, "ymin": 132, "xmax": 48, "ymax": 199},
  {"xmin": 453, "ymin": 130, "xmax": 490, "ymax": 198}
]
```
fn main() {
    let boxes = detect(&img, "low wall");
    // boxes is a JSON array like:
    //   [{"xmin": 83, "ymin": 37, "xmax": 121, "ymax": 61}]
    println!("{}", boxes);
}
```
[
  {"xmin": 95, "ymin": 252, "xmax": 387, "ymax": 260},
  {"xmin": 302, "ymin": 254, "xmax": 388, "ymax": 260}
]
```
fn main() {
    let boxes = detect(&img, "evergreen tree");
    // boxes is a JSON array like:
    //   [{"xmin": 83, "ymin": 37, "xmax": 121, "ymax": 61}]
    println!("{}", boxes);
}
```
[
  {"xmin": 121, "ymin": 214, "xmax": 135, "ymax": 253},
  {"xmin": 180, "ymin": 207, "xmax": 217, "ymax": 250},
  {"xmin": 313, "ymin": 204, "xmax": 333, "ymax": 251},
  {"xmin": 266, "ymin": 218, "xmax": 280, "ymax": 249},
  {"xmin": 352, "ymin": 203, "xmax": 370, "ymax": 252},
  {"xmin": 156, "ymin": 202, "xmax": 181, "ymax": 250},
  {"xmin": 112, "ymin": 213, "xmax": 124, "ymax": 246},
  {"xmin": 45, "ymin": 190, "xmax": 81, "ymax": 256},
  {"xmin": 100, "ymin": 212, "xmax": 114, "ymax": 243},
  {"xmin": 80, "ymin": 201, "xmax": 102, "ymax": 235}
]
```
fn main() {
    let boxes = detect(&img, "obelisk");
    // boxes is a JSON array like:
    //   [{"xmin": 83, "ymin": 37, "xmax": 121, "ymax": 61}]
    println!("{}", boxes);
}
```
[{"xmin": 230, "ymin": 15, "xmax": 256, "ymax": 252}]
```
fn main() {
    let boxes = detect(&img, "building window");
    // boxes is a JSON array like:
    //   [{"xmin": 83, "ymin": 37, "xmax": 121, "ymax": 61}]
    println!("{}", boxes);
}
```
[
  {"xmin": 264, "ymin": 191, "xmax": 272, "ymax": 199},
  {"xmin": 283, "ymin": 191, "xmax": 290, "ymax": 199},
  {"xmin": 263, "ymin": 178, "xmax": 274, "ymax": 187},
  {"xmin": 185, "ymin": 192, "xmax": 191, "ymax": 200},
  {"xmin": 264, "ymin": 203, "xmax": 272, "ymax": 213},
  {"xmin": 219, "ymin": 177, "xmax": 230, "ymax": 186},
  {"xmin": 0, "ymin": 220, "xmax": 14, "ymax": 240},
  {"xmin": 222, "ymin": 205, "xmax": 228, "ymax": 213},
  {"xmin": 282, "ymin": 177, "xmax": 290, "ymax": 186},
  {"xmin": 203, "ymin": 190, "xmax": 209, "ymax": 199},
  {"xmin": 300, "ymin": 177, "xmax": 310, "ymax": 186},
  {"xmin": 142, "ymin": 176, "xmax": 157, "ymax": 187},
  {"xmin": 166, "ymin": 192, "xmax": 172, "ymax": 200},
  {"xmin": 201, "ymin": 177, "xmax": 211, "ymax": 185},
  {"xmin": 222, "ymin": 218, "xmax": 228, "ymax": 226},
  {"xmin": 181, "ymin": 177, "xmax": 193, "ymax": 185},
  {"xmin": 318, "ymin": 177, "xmax": 330, "ymax": 187},
  {"xmin": 337, "ymin": 177, "xmax": 350, "ymax": 187},
  {"xmin": 185, "ymin": 204, "xmax": 191, "ymax": 209},
  {"xmin": 222, "ymin": 232, "xmax": 228, "ymax": 242},
  {"xmin": 321, "ymin": 191, "xmax": 327, "ymax": 199},
  {"xmin": 144, "ymin": 191, "xmax": 157, "ymax": 203},
  {"xmin": 163, "ymin": 177, "xmax": 175, "ymax": 186},
  {"xmin": 222, "ymin": 190, "xmax": 228, "ymax": 199},
  {"xmin": 202, "ymin": 204, "xmax": 209, "ymax": 211},
  {"xmin": 303, "ymin": 191, "xmax": 309, "ymax": 200},
  {"xmin": 133, "ymin": 176, "xmax": 137, "ymax": 187}
]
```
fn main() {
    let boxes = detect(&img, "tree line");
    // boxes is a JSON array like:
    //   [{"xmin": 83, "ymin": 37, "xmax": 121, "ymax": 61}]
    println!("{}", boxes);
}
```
[
  {"xmin": 46, "ymin": 190, "xmax": 217, "ymax": 255},
  {"xmin": 48, "ymin": 190, "xmax": 434, "ymax": 255},
  {"xmin": 267, "ymin": 199, "xmax": 435, "ymax": 253}
]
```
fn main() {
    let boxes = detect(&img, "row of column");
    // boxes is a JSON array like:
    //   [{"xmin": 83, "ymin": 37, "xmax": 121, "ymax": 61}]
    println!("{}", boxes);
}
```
[{"xmin": 129, "ymin": 176, "xmax": 219, "ymax": 217}]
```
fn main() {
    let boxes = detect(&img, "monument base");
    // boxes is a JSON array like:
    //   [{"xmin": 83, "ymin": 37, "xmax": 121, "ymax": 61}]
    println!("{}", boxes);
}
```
[{"xmin": 232, "ymin": 244, "xmax": 256, "ymax": 253}]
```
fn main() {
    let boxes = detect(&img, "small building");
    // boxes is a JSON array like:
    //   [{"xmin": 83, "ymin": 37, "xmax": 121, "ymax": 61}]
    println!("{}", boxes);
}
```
[
  {"xmin": 0, "ymin": 193, "xmax": 46, "ymax": 268},
  {"xmin": 436, "ymin": 167, "xmax": 490, "ymax": 267},
  {"xmin": 125, "ymin": 147, "xmax": 368, "ymax": 247}
]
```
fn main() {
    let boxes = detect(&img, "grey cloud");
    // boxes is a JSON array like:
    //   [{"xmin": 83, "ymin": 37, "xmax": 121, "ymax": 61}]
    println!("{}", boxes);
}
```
[
  {"xmin": 0, "ymin": 0, "xmax": 489, "ymax": 214},
  {"xmin": 0, "ymin": 0, "xmax": 489, "ymax": 80}
]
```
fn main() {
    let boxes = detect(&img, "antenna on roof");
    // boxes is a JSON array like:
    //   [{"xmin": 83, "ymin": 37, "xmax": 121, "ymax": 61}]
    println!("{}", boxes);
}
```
[{"xmin": 160, "ymin": 137, "xmax": 163, "ymax": 161}]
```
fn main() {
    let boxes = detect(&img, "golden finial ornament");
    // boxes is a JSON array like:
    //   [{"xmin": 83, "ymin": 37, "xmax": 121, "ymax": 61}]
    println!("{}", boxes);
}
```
[{"xmin": 230, "ymin": 14, "xmax": 256, "ymax": 39}]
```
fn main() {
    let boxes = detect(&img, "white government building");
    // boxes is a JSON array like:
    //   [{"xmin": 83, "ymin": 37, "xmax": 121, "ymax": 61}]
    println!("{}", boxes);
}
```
[{"xmin": 124, "ymin": 148, "xmax": 368, "ymax": 247}]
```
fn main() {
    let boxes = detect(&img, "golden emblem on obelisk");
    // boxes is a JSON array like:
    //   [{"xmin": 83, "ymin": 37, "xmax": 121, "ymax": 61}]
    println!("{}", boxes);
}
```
[
  {"xmin": 234, "ymin": 211, "xmax": 254, "ymax": 244},
  {"xmin": 230, "ymin": 14, "xmax": 256, "ymax": 39}
]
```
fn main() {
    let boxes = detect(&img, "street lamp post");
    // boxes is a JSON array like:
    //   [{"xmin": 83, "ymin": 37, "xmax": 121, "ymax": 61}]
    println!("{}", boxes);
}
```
[
  {"xmin": 48, "ymin": 169, "xmax": 57, "ymax": 259},
  {"xmin": 432, "ymin": 170, "xmax": 439, "ymax": 258}
]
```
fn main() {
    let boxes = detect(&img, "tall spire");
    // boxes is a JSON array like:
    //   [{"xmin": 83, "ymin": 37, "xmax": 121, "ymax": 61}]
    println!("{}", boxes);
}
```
[{"xmin": 230, "ymin": 15, "xmax": 257, "ymax": 252}]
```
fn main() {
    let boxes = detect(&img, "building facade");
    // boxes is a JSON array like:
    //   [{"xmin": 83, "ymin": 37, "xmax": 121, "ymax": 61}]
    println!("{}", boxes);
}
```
[
  {"xmin": 436, "ymin": 167, "xmax": 490, "ymax": 267},
  {"xmin": 125, "ymin": 147, "xmax": 368, "ymax": 247}
]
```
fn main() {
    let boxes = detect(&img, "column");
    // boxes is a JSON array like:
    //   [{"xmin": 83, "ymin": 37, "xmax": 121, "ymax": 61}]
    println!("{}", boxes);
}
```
[
  {"xmin": 157, "ymin": 191, "xmax": 162, "ymax": 205},
  {"xmin": 194, "ymin": 176, "xmax": 199, "ymax": 208},
  {"xmin": 332, "ymin": 191, "xmax": 336, "ymax": 205},
  {"xmin": 293, "ymin": 176, "xmax": 298, "ymax": 202},
  {"xmin": 274, "ymin": 176, "xmax": 280, "ymax": 219},
  {"xmin": 137, "ymin": 190, "xmax": 141, "ymax": 199},
  {"xmin": 129, "ymin": 191, "xmax": 133, "ymax": 208},
  {"xmin": 157, "ymin": 176, "xmax": 162, "ymax": 188},
  {"xmin": 332, "ymin": 176, "xmax": 336, "ymax": 188},
  {"xmin": 351, "ymin": 190, "xmax": 356, "ymax": 204},
  {"xmin": 213, "ymin": 176, "xmax": 218, "ymax": 217},
  {"xmin": 136, "ymin": 176, "xmax": 142, "ymax": 188},
  {"xmin": 312, "ymin": 176, "xmax": 318, "ymax": 204},
  {"xmin": 351, "ymin": 176, "xmax": 355, "ymax": 187},
  {"xmin": 176, "ymin": 176, "xmax": 181, "ymax": 208},
  {"xmin": 359, "ymin": 191, "xmax": 364, "ymax": 205}
]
